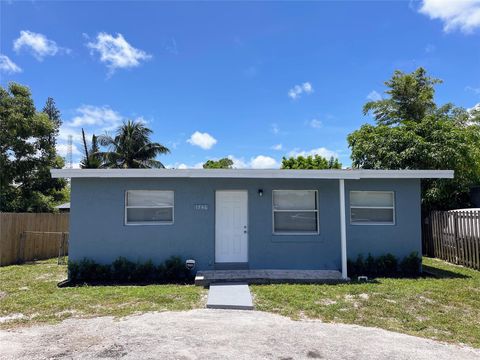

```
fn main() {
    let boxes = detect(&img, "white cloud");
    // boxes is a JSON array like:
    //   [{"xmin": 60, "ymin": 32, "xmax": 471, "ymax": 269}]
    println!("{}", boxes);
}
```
[
  {"xmin": 0, "ymin": 54, "xmax": 21, "ymax": 73},
  {"xmin": 419, "ymin": 0, "xmax": 480, "ymax": 33},
  {"xmin": 56, "ymin": 143, "xmax": 81, "ymax": 157},
  {"xmin": 167, "ymin": 162, "xmax": 203, "ymax": 169},
  {"xmin": 288, "ymin": 82, "xmax": 314, "ymax": 100},
  {"xmin": 187, "ymin": 131, "xmax": 217, "ymax": 150},
  {"xmin": 466, "ymin": 86, "xmax": 480, "ymax": 95},
  {"xmin": 288, "ymin": 147, "xmax": 338, "ymax": 159},
  {"xmin": 309, "ymin": 119, "xmax": 322, "ymax": 129},
  {"xmin": 250, "ymin": 155, "xmax": 278, "ymax": 169},
  {"xmin": 86, "ymin": 32, "xmax": 152, "ymax": 73},
  {"xmin": 166, "ymin": 154, "xmax": 279, "ymax": 169},
  {"xmin": 224, "ymin": 155, "xmax": 246, "ymax": 169},
  {"xmin": 67, "ymin": 105, "xmax": 123, "ymax": 130},
  {"xmin": 13, "ymin": 30, "xmax": 67, "ymax": 60},
  {"xmin": 466, "ymin": 103, "xmax": 480, "ymax": 125},
  {"xmin": 58, "ymin": 126, "xmax": 85, "ymax": 143},
  {"xmin": 58, "ymin": 105, "xmax": 157, "ymax": 169},
  {"xmin": 302, "ymin": 82, "xmax": 313, "ymax": 94},
  {"xmin": 271, "ymin": 144, "xmax": 283, "ymax": 151},
  {"xmin": 288, "ymin": 85, "xmax": 302, "ymax": 100},
  {"xmin": 468, "ymin": 103, "xmax": 480, "ymax": 113},
  {"xmin": 168, "ymin": 162, "xmax": 208, "ymax": 170},
  {"xmin": 367, "ymin": 90, "xmax": 382, "ymax": 101}
]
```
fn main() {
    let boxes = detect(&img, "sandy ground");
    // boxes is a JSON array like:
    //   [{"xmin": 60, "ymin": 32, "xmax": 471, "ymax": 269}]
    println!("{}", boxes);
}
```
[{"xmin": 0, "ymin": 309, "xmax": 479, "ymax": 360}]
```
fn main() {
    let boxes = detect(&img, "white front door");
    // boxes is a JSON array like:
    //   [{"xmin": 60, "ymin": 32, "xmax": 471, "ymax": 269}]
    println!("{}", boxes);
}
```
[{"xmin": 215, "ymin": 190, "xmax": 248, "ymax": 263}]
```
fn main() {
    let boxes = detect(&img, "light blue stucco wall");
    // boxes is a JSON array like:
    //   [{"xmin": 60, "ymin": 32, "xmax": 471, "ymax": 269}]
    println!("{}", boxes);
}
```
[
  {"xmin": 68, "ymin": 177, "xmax": 421, "ymax": 271},
  {"xmin": 345, "ymin": 179, "xmax": 422, "ymax": 260}
]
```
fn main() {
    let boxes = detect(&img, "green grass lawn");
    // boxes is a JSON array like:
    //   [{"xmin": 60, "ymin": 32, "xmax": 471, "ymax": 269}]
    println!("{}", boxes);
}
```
[
  {"xmin": 0, "ymin": 258, "xmax": 205, "ymax": 328},
  {"xmin": 252, "ymin": 257, "xmax": 480, "ymax": 348},
  {"xmin": 1, "ymin": 257, "xmax": 479, "ymax": 348}
]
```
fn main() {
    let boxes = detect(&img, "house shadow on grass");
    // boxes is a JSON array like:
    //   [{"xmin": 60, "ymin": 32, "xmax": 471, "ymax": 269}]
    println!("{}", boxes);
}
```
[{"xmin": 421, "ymin": 265, "xmax": 470, "ymax": 279}]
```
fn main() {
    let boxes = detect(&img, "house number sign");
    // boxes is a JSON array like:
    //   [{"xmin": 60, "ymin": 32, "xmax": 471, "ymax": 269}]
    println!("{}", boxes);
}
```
[{"xmin": 194, "ymin": 204, "xmax": 209, "ymax": 211}]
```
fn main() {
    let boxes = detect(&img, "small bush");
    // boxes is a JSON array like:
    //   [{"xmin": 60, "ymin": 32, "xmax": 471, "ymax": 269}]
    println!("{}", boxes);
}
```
[
  {"xmin": 377, "ymin": 253, "xmax": 398, "ymax": 277},
  {"xmin": 400, "ymin": 252, "xmax": 421, "ymax": 277},
  {"xmin": 67, "ymin": 256, "xmax": 193, "ymax": 284},
  {"xmin": 348, "ymin": 252, "xmax": 421, "ymax": 279},
  {"xmin": 93, "ymin": 263, "xmax": 111, "ymax": 282},
  {"xmin": 68, "ymin": 260, "xmax": 80, "ymax": 281},
  {"xmin": 132, "ymin": 260, "xmax": 156, "ymax": 282},
  {"xmin": 69, "ymin": 258, "xmax": 111, "ymax": 282},
  {"xmin": 163, "ymin": 256, "xmax": 191, "ymax": 283},
  {"xmin": 347, "ymin": 254, "xmax": 364, "ymax": 277},
  {"xmin": 365, "ymin": 253, "xmax": 377, "ymax": 277},
  {"xmin": 111, "ymin": 257, "xmax": 136, "ymax": 282}
]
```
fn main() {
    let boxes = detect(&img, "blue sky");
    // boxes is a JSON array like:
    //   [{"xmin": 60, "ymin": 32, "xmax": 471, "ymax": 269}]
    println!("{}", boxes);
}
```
[{"xmin": 1, "ymin": 1, "xmax": 479, "ymax": 168}]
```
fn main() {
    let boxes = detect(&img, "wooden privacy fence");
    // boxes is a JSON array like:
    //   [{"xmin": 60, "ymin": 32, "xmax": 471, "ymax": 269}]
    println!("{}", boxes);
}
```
[
  {"xmin": 422, "ymin": 210, "xmax": 480, "ymax": 270},
  {"xmin": 0, "ymin": 213, "xmax": 69, "ymax": 266}
]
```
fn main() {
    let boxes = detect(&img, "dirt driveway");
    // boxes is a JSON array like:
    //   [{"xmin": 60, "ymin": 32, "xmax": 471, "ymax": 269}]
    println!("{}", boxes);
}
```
[{"xmin": 0, "ymin": 309, "xmax": 478, "ymax": 360}]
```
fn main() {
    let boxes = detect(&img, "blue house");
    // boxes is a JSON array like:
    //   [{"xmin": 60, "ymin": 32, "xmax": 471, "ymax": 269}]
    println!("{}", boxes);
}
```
[{"xmin": 52, "ymin": 169, "xmax": 453, "ymax": 280}]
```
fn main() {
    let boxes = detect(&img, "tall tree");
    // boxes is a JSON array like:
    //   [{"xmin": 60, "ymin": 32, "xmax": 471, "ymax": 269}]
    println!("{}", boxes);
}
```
[
  {"xmin": 42, "ymin": 97, "xmax": 62, "ymax": 147},
  {"xmin": 80, "ymin": 128, "xmax": 103, "ymax": 168},
  {"xmin": 203, "ymin": 158, "xmax": 234, "ymax": 169},
  {"xmin": 281, "ymin": 155, "xmax": 342, "ymax": 169},
  {"xmin": 98, "ymin": 120, "xmax": 170, "ymax": 168},
  {"xmin": 347, "ymin": 67, "xmax": 480, "ymax": 211},
  {"xmin": 0, "ymin": 83, "xmax": 68, "ymax": 212}
]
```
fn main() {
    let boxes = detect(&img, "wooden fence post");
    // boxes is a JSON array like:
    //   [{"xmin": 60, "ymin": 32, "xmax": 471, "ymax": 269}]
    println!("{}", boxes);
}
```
[
  {"xmin": 453, "ymin": 212, "xmax": 460, "ymax": 264},
  {"xmin": 17, "ymin": 231, "xmax": 25, "ymax": 264}
]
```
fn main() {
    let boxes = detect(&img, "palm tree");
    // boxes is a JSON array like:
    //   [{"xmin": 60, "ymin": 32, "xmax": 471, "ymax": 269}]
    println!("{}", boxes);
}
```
[
  {"xmin": 97, "ymin": 120, "xmax": 170, "ymax": 168},
  {"xmin": 80, "ymin": 128, "xmax": 103, "ymax": 168}
]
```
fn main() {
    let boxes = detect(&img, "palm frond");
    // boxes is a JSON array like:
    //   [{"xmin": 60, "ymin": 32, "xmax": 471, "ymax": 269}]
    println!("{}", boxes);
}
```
[
  {"xmin": 97, "ymin": 134, "xmax": 115, "ymax": 147},
  {"xmin": 133, "ymin": 158, "xmax": 165, "ymax": 169},
  {"xmin": 95, "ymin": 120, "xmax": 169, "ymax": 169}
]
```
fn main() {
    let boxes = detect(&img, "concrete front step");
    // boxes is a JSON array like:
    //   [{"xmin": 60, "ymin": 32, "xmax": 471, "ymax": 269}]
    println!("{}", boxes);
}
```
[
  {"xmin": 206, "ymin": 283, "xmax": 254, "ymax": 310},
  {"xmin": 195, "ymin": 269, "xmax": 346, "ymax": 286}
]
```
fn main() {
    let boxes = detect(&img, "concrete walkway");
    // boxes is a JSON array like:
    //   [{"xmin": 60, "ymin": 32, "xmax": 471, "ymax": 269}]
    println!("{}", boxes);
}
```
[
  {"xmin": 196, "ymin": 269, "xmax": 343, "ymax": 286},
  {"xmin": 206, "ymin": 283, "xmax": 254, "ymax": 310},
  {"xmin": 1, "ymin": 310, "xmax": 478, "ymax": 360}
]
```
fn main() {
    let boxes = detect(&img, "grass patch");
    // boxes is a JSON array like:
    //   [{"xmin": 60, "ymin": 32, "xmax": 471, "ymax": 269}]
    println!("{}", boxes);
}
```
[
  {"xmin": 252, "ymin": 257, "xmax": 480, "ymax": 348},
  {"xmin": 0, "ymin": 258, "xmax": 205, "ymax": 328}
]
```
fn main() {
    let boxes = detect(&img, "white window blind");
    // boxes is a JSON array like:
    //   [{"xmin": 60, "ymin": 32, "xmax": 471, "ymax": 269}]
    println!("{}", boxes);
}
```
[
  {"xmin": 350, "ymin": 191, "xmax": 394, "ymax": 225},
  {"xmin": 273, "ymin": 190, "xmax": 319, "ymax": 234},
  {"xmin": 125, "ymin": 190, "xmax": 174, "ymax": 225}
]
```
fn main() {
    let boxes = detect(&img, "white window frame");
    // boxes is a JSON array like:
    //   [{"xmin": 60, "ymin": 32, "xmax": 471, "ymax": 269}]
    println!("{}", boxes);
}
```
[
  {"xmin": 272, "ymin": 190, "xmax": 319, "ymax": 235},
  {"xmin": 124, "ymin": 190, "xmax": 174, "ymax": 226},
  {"xmin": 349, "ymin": 190, "xmax": 395, "ymax": 226}
]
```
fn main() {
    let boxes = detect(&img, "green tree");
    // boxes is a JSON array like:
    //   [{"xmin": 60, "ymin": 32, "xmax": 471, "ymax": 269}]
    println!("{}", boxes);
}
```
[
  {"xmin": 203, "ymin": 157, "xmax": 234, "ymax": 169},
  {"xmin": 98, "ymin": 120, "xmax": 170, "ymax": 168},
  {"xmin": 80, "ymin": 128, "xmax": 103, "ymax": 168},
  {"xmin": 347, "ymin": 67, "xmax": 480, "ymax": 211},
  {"xmin": 281, "ymin": 155, "xmax": 342, "ymax": 169},
  {"xmin": 0, "ymin": 83, "xmax": 68, "ymax": 212},
  {"xmin": 42, "ymin": 97, "xmax": 62, "ymax": 147}
]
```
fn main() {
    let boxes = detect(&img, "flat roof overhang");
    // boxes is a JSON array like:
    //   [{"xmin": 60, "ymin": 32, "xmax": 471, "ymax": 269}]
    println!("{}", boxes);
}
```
[{"xmin": 50, "ymin": 169, "xmax": 454, "ymax": 180}]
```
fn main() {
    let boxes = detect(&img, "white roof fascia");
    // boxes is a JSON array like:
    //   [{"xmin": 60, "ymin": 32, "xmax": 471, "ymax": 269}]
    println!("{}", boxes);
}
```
[
  {"xmin": 50, "ymin": 169, "xmax": 454, "ymax": 179},
  {"xmin": 356, "ymin": 169, "xmax": 454, "ymax": 179}
]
